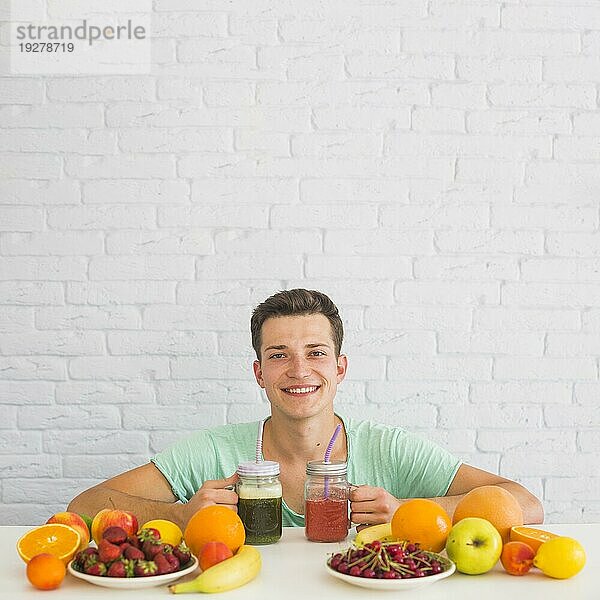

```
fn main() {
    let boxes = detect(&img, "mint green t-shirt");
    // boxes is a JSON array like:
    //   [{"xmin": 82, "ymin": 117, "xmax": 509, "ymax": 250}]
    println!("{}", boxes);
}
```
[{"xmin": 151, "ymin": 415, "xmax": 461, "ymax": 527}]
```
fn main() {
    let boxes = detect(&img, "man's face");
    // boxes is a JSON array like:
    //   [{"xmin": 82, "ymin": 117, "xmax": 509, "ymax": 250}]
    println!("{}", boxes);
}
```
[{"xmin": 253, "ymin": 313, "xmax": 347, "ymax": 421}]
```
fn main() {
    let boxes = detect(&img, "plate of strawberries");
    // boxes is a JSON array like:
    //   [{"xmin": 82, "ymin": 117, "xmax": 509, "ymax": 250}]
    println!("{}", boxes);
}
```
[{"xmin": 68, "ymin": 525, "xmax": 198, "ymax": 589}]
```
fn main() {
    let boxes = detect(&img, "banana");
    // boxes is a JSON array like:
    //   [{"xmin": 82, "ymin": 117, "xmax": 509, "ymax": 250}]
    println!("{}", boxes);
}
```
[
  {"xmin": 169, "ymin": 545, "xmax": 261, "ymax": 594},
  {"xmin": 354, "ymin": 522, "xmax": 394, "ymax": 546}
]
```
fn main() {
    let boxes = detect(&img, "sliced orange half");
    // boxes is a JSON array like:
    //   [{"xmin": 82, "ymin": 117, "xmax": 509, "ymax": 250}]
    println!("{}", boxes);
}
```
[
  {"xmin": 509, "ymin": 525, "xmax": 560, "ymax": 553},
  {"xmin": 17, "ymin": 523, "xmax": 81, "ymax": 564}
]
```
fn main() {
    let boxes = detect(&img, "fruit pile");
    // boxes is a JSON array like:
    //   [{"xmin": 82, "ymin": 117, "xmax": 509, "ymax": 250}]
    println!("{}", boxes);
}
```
[
  {"xmin": 17, "ymin": 505, "xmax": 263, "ymax": 593},
  {"xmin": 354, "ymin": 487, "xmax": 587, "ymax": 581},
  {"xmin": 72, "ymin": 525, "xmax": 193, "ymax": 578},
  {"xmin": 328, "ymin": 540, "xmax": 450, "ymax": 580}
]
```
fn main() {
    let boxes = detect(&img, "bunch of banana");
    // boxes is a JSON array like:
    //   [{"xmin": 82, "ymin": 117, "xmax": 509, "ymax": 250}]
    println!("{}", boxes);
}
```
[
  {"xmin": 354, "ymin": 522, "xmax": 394, "ymax": 546},
  {"xmin": 169, "ymin": 545, "xmax": 261, "ymax": 594}
]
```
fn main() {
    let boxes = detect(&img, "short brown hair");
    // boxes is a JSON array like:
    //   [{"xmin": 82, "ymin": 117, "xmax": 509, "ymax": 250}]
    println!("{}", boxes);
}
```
[{"xmin": 251, "ymin": 289, "xmax": 344, "ymax": 359}]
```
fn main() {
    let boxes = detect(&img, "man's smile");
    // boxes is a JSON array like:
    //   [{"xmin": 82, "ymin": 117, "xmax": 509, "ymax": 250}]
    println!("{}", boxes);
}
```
[{"xmin": 282, "ymin": 385, "xmax": 321, "ymax": 395}]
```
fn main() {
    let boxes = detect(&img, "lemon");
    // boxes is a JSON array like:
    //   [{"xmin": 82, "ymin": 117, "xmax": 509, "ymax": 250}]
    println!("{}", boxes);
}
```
[
  {"xmin": 533, "ymin": 536, "xmax": 586, "ymax": 579},
  {"xmin": 140, "ymin": 519, "xmax": 183, "ymax": 547},
  {"xmin": 355, "ymin": 523, "xmax": 394, "ymax": 546}
]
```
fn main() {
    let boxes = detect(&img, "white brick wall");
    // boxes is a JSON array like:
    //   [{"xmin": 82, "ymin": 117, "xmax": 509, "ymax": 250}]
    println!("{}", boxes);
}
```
[{"xmin": 1, "ymin": 0, "xmax": 599, "ymax": 525}]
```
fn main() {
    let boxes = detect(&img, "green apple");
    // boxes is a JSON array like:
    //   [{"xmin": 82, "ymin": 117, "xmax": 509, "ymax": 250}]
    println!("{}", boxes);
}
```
[{"xmin": 445, "ymin": 517, "xmax": 502, "ymax": 575}]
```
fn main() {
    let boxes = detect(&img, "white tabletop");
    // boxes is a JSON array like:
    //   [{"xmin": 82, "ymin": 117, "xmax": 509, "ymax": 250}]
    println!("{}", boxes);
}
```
[{"xmin": 1, "ymin": 524, "xmax": 597, "ymax": 599}]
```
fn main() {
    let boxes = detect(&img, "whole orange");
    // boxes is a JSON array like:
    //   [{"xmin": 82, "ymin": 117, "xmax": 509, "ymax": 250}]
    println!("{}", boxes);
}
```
[
  {"xmin": 184, "ymin": 506, "xmax": 245, "ymax": 558},
  {"xmin": 26, "ymin": 553, "xmax": 66, "ymax": 590},
  {"xmin": 452, "ymin": 485, "xmax": 523, "ymax": 544},
  {"xmin": 390, "ymin": 499, "xmax": 452, "ymax": 552}
]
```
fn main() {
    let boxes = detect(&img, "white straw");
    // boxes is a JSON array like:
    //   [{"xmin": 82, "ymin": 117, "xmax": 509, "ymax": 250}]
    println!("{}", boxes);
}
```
[{"xmin": 256, "ymin": 419, "xmax": 265, "ymax": 462}]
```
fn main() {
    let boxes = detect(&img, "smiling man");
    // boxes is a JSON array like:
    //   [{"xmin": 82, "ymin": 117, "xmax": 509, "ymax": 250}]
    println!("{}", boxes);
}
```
[{"xmin": 68, "ymin": 289, "xmax": 544, "ymax": 530}]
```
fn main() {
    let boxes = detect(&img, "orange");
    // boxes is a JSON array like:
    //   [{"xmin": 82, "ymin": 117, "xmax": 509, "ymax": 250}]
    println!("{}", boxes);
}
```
[
  {"xmin": 17, "ymin": 523, "xmax": 81, "ymax": 564},
  {"xmin": 390, "ymin": 499, "xmax": 452, "ymax": 552},
  {"xmin": 184, "ymin": 506, "xmax": 245, "ymax": 558},
  {"xmin": 510, "ymin": 525, "xmax": 560, "ymax": 553},
  {"xmin": 453, "ymin": 485, "xmax": 523, "ymax": 544},
  {"xmin": 26, "ymin": 553, "xmax": 66, "ymax": 590},
  {"xmin": 46, "ymin": 511, "xmax": 90, "ymax": 551}
]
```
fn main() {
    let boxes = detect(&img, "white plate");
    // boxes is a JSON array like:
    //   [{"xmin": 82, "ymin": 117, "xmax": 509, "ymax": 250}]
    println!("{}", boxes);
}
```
[
  {"xmin": 326, "ymin": 554, "xmax": 455, "ymax": 591},
  {"xmin": 68, "ymin": 556, "xmax": 198, "ymax": 589}
]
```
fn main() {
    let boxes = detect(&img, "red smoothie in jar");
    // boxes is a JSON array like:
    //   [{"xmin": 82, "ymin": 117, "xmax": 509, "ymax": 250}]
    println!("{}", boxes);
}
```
[
  {"xmin": 305, "ymin": 459, "xmax": 349, "ymax": 542},
  {"xmin": 305, "ymin": 497, "xmax": 349, "ymax": 542}
]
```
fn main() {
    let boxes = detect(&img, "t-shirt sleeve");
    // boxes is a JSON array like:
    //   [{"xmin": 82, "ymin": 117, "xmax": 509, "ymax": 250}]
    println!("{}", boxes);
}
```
[
  {"xmin": 395, "ymin": 431, "xmax": 462, "ymax": 499},
  {"xmin": 151, "ymin": 430, "xmax": 219, "ymax": 503}
]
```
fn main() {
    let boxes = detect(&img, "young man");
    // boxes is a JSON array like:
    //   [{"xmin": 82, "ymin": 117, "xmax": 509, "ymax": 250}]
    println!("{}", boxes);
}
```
[{"xmin": 69, "ymin": 289, "xmax": 544, "ymax": 529}]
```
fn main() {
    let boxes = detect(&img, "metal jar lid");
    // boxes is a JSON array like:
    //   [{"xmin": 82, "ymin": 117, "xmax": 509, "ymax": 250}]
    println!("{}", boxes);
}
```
[
  {"xmin": 306, "ymin": 460, "xmax": 347, "ymax": 476},
  {"xmin": 237, "ymin": 460, "xmax": 280, "ymax": 477}
]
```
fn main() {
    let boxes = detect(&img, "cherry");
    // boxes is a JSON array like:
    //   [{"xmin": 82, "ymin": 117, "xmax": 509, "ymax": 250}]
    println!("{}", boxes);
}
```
[{"xmin": 363, "ymin": 569, "xmax": 376, "ymax": 578}]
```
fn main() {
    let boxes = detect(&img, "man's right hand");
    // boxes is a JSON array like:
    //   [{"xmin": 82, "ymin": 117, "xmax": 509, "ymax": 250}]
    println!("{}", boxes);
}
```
[{"xmin": 184, "ymin": 473, "xmax": 239, "ymax": 519}]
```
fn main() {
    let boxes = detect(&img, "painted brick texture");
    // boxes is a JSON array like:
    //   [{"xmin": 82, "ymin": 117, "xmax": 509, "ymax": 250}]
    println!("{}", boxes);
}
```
[{"xmin": 1, "ymin": 1, "xmax": 599, "ymax": 525}]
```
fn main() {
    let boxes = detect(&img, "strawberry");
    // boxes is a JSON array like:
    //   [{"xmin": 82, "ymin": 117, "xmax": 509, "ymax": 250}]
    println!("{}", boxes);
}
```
[
  {"xmin": 84, "ymin": 561, "xmax": 107, "ymax": 576},
  {"xmin": 124, "ymin": 545, "xmax": 145, "ymax": 561},
  {"xmin": 127, "ymin": 534, "xmax": 141, "ymax": 549},
  {"xmin": 173, "ymin": 541, "xmax": 191, "ymax": 565},
  {"xmin": 75, "ymin": 547, "xmax": 98, "ymax": 568},
  {"xmin": 102, "ymin": 526, "xmax": 128, "ymax": 545},
  {"xmin": 107, "ymin": 560, "xmax": 127, "ymax": 578},
  {"xmin": 137, "ymin": 527, "xmax": 160, "ymax": 542},
  {"xmin": 142, "ymin": 539, "xmax": 163, "ymax": 560},
  {"xmin": 106, "ymin": 558, "xmax": 134, "ymax": 578},
  {"xmin": 154, "ymin": 552, "xmax": 179, "ymax": 575},
  {"xmin": 134, "ymin": 560, "xmax": 158, "ymax": 577},
  {"xmin": 98, "ymin": 539, "xmax": 123, "ymax": 563}
]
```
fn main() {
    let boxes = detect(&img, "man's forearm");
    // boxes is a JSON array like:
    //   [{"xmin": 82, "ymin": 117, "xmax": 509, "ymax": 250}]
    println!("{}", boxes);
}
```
[{"xmin": 68, "ymin": 485, "xmax": 189, "ymax": 531}]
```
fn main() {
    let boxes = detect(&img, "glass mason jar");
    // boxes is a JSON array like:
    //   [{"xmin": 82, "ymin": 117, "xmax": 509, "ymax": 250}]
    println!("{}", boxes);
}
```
[
  {"xmin": 304, "ymin": 460, "xmax": 350, "ymax": 542},
  {"xmin": 236, "ymin": 460, "xmax": 282, "ymax": 545}
]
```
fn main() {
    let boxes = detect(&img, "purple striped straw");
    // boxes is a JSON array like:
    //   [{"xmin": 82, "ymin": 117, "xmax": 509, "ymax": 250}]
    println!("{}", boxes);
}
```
[
  {"xmin": 324, "ymin": 424, "xmax": 342, "ymax": 463},
  {"xmin": 323, "ymin": 423, "xmax": 342, "ymax": 498}
]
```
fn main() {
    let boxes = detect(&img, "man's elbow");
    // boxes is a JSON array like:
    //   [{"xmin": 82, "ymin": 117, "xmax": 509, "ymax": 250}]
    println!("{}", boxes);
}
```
[
  {"xmin": 66, "ymin": 484, "xmax": 104, "ymax": 516},
  {"xmin": 525, "ymin": 493, "xmax": 545, "ymax": 525}
]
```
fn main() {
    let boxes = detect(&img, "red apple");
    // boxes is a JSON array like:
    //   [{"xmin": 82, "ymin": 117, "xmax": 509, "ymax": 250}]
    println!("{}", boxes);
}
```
[
  {"xmin": 500, "ymin": 541, "xmax": 535, "ymax": 576},
  {"xmin": 91, "ymin": 509, "xmax": 138, "ymax": 545},
  {"xmin": 46, "ymin": 512, "xmax": 90, "ymax": 551}
]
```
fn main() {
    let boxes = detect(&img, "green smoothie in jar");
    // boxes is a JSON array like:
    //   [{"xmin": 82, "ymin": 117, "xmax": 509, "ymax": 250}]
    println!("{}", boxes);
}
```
[{"xmin": 236, "ymin": 460, "xmax": 282, "ymax": 545}]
